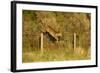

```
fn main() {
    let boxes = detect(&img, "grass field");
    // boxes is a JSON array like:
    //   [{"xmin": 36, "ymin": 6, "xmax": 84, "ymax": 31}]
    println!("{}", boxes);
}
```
[{"xmin": 22, "ymin": 47, "xmax": 90, "ymax": 63}]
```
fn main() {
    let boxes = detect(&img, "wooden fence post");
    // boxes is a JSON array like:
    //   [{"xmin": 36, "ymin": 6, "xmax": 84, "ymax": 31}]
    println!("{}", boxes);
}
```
[
  {"xmin": 41, "ymin": 33, "xmax": 43, "ymax": 53},
  {"xmin": 73, "ymin": 33, "xmax": 76, "ymax": 51}
]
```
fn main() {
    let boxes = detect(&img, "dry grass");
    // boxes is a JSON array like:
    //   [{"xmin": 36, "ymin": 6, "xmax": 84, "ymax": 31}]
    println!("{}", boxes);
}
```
[{"xmin": 22, "ymin": 47, "xmax": 90, "ymax": 63}]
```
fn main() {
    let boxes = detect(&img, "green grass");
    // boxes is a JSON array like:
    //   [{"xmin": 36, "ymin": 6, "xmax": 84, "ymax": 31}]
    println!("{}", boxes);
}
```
[{"xmin": 22, "ymin": 47, "xmax": 90, "ymax": 63}]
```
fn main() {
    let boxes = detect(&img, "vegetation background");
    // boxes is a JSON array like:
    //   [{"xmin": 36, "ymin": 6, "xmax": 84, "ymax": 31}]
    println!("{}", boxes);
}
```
[{"xmin": 22, "ymin": 10, "xmax": 91, "ymax": 63}]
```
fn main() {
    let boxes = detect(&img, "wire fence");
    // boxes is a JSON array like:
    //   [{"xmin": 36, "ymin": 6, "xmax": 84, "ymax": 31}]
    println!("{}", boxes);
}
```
[{"xmin": 23, "ymin": 32, "xmax": 90, "ymax": 52}]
